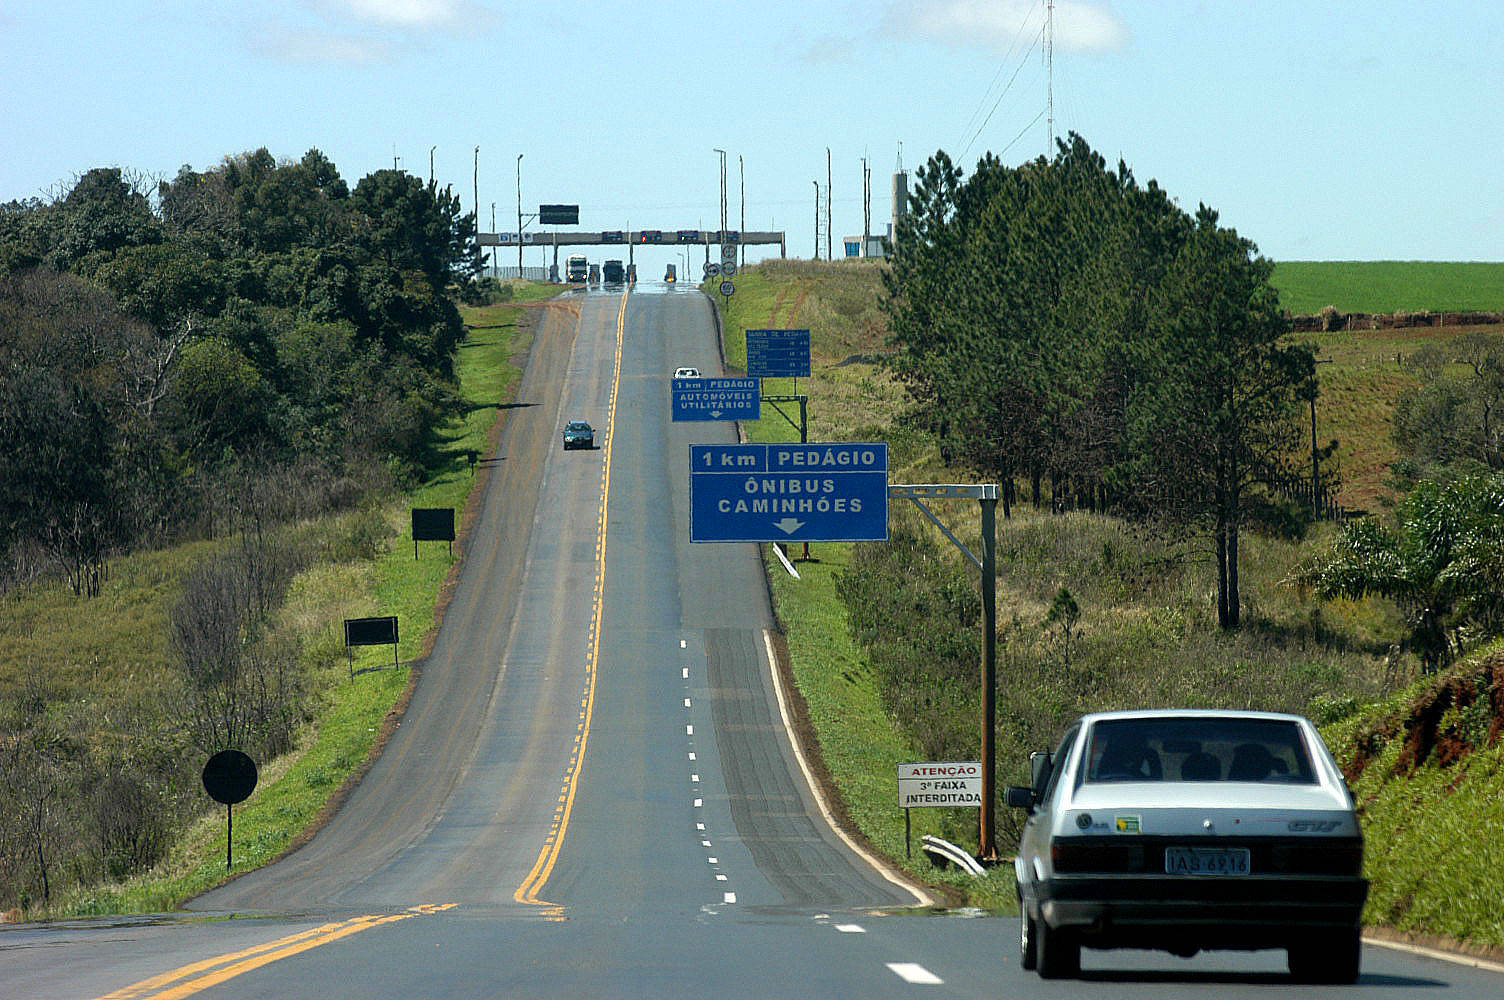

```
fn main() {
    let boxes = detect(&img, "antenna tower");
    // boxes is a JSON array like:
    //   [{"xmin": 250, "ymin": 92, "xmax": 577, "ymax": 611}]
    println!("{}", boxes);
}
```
[{"xmin": 1046, "ymin": 0, "xmax": 1055, "ymax": 152}]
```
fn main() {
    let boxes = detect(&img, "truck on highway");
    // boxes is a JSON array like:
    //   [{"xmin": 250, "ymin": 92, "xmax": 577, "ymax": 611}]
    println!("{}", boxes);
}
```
[
  {"xmin": 566, "ymin": 254, "xmax": 588, "ymax": 283},
  {"xmin": 602, "ymin": 259, "xmax": 626, "ymax": 283}
]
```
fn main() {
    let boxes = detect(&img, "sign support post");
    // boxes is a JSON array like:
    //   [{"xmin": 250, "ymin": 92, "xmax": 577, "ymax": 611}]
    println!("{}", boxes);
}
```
[{"xmin": 889, "ymin": 485, "xmax": 1000, "ymax": 861}]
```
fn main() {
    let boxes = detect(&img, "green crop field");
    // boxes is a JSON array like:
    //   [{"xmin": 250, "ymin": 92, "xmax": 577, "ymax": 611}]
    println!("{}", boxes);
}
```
[{"xmin": 1270, "ymin": 261, "xmax": 1504, "ymax": 315}]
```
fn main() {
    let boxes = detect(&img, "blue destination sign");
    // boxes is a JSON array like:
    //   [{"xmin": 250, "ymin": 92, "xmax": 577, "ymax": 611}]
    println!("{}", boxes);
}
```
[
  {"xmin": 689, "ymin": 442, "xmax": 888, "ymax": 542},
  {"xmin": 672, "ymin": 377, "xmax": 760, "ymax": 422},
  {"xmin": 746, "ymin": 329, "xmax": 811, "ymax": 378}
]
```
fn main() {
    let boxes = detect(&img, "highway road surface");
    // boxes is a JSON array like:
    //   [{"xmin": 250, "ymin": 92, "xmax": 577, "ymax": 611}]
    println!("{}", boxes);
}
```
[{"xmin": 3, "ymin": 284, "xmax": 1503, "ymax": 998}]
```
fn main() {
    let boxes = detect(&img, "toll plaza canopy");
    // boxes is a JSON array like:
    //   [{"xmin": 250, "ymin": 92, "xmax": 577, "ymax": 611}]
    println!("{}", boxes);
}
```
[{"xmin": 479, "ymin": 229, "xmax": 784, "ymax": 250}]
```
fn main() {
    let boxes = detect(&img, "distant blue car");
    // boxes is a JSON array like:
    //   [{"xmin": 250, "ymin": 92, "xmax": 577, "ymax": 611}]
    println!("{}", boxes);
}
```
[{"xmin": 562, "ymin": 420, "xmax": 594, "ymax": 450}]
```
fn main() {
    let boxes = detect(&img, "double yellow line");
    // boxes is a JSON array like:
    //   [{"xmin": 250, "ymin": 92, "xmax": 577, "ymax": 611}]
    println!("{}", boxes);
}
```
[
  {"xmin": 513, "ymin": 288, "xmax": 627, "ymax": 908},
  {"xmin": 96, "ymin": 905, "xmax": 457, "ymax": 1000}
]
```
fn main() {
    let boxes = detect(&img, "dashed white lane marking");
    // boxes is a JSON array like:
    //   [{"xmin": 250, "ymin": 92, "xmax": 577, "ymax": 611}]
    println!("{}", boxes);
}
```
[
  {"xmin": 696, "ymin": 823, "xmax": 705, "ymax": 831},
  {"xmin": 886, "ymin": 963, "xmax": 943, "ymax": 985},
  {"xmin": 723, "ymin": 892, "xmax": 736, "ymax": 904},
  {"xmin": 680, "ymin": 640, "xmax": 687, "ymax": 648},
  {"xmin": 688, "ymin": 752, "xmax": 696, "ymax": 761},
  {"xmin": 835, "ymin": 924, "xmax": 866, "ymax": 934},
  {"xmin": 691, "ymin": 773, "xmax": 700, "ymax": 782},
  {"xmin": 684, "ymin": 698, "xmax": 692, "ymax": 707},
  {"xmin": 715, "ymin": 874, "xmax": 727, "ymax": 881},
  {"xmin": 707, "ymin": 857, "xmax": 718, "ymax": 864},
  {"xmin": 682, "ymin": 667, "xmax": 689, "ymax": 679},
  {"xmin": 686, "ymin": 725, "xmax": 693, "ymax": 735},
  {"xmin": 694, "ymin": 798, "xmax": 702, "ymax": 807}
]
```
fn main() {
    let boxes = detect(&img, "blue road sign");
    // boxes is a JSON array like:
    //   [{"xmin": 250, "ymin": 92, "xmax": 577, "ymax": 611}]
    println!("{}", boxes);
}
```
[
  {"xmin": 689, "ymin": 442, "xmax": 888, "ymax": 542},
  {"xmin": 672, "ymin": 378, "xmax": 760, "ymax": 422},
  {"xmin": 746, "ymin": 329, "xmax": 812, "ymax": 378}
]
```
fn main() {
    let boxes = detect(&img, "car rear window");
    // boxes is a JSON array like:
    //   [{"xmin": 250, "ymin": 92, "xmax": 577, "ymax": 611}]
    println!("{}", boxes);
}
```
[{"xmin": 1083, "ymin": 717, "xmax": 1315, "ymax": 784}]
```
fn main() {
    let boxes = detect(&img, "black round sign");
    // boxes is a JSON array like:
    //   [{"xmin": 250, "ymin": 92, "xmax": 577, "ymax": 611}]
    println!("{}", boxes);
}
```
[{"xmin": 202, "ymin": 749, "xmax": 258, "ymax": 805}]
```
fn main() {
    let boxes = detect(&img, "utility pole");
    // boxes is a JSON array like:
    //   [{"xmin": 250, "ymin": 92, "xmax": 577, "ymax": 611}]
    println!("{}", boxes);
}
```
[
  {"xmin": 862, "ymin": 157, "xmax": 871, "ymax": 257},
  {"xmin": 490, "ymin": 203, "xmax": 496, "ymax": 278},
  {"xmin": 516, "ymin": 153, "xmax": 524, "ymax": 277},
  {"xmin": 739, "ymin": 154, "xmax": 745, "ymax": 267},
  {"xmin": 825, "ymin": 148, "xmax": 833, "ymax": 261},
  {"xmin": 713, "ymin": 148, "xmax": 727, "ymax": 246},
  {"xmin": 472, "ymin": 146, "xmax": 479, "ymax": 222},
  {"xmin": 429, "ymin": 146, "xmax": 436, "ymax": 185},
  {"xmin": 813, "ymin": 181, "xmax": 820, "ymax": 259}
]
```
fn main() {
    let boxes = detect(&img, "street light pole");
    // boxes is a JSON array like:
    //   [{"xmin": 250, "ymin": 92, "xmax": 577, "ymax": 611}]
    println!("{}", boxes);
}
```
[
  {"xmin": 429, "ymin": 146, "xmax": 436, "ymax": 185},
  {"xmin": 739, "ymin": 154, "xmax": 745, "ymax": 268},
  {"xmin": 490, "ymin": 203, "xmax": 496, "ymax": 278},
  {"xmin": 516, "ymin": 153, "xmax": 524, "ymax": 278},
  {"xmin": 712, "ymin": 149, "xmax": 727, "ymax": 243}
]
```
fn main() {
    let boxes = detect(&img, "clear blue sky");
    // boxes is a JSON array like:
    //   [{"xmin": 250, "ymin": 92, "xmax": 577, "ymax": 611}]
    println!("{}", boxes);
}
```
[{"xmin": 4, "ymin": 1, "xmax": 1501, "ymax": 272}]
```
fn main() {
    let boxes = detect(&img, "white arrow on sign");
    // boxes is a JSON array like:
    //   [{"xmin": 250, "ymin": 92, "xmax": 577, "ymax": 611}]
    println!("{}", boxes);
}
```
[
  {"xmin": 710, "ymin": 410, "xmax": 722, "ymax": 418},
  {"xmin": 773, "ymin": 518, "xmax": 805, "ymax": 534}
]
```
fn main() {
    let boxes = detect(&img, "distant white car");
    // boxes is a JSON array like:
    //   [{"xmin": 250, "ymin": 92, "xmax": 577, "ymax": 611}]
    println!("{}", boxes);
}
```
[
  {"xmin": 1006, "ymin": 709, "xmax": 1367, "ymax": 983},
  {"xmin": 673, "ymin": 367, "xmax": 700, "ymax": 379}
]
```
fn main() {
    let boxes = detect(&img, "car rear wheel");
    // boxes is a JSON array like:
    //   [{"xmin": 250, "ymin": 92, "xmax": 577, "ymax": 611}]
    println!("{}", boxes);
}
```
[
  {"xmin": 1019, "ymin": 909, "xmax": 1037, "ymax": 970},
  {"xmin": 1034, "ymin": 918, "xmax": 1080, "ymax": 979},
  {"xmin": 1288, "ymin": 928, "xmax": 1361, "ymax": 984}
]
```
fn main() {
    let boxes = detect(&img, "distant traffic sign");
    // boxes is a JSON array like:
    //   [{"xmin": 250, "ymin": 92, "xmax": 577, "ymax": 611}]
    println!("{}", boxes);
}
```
[
  {"xmin": 539, "ymin": 204, "xmax": 579, "ymax": 225},
  {"xmin": 746, "ymin": 328, "xmax": 811, "ymax": 378},
  {"xmin": 689, "ymin": 442, "xmax": 889, "ymax": 542},
  {"xmin": 677, "ymin": 230, "xmax": 701, "ymax": 243},
  {"xmin": 672, "ymin": 377, "xmax": 759, "ymax": 422},
  {"xmin": 719, "ymin": 280, "xmax": 735, "ymax": 297},
  {"xmin": 704, "ymin": 262, "xmax": 721, "ymax": 277},
  {"xmin": 720, "ymin": 243, "xmax": 738, "ymax": 264}
]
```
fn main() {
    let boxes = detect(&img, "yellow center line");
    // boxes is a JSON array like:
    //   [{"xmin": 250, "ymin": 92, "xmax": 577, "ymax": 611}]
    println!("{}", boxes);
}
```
[
  {"xmin": 94, "ymin": 904, "xmax": 457, "ymax": 1000},
  {"xmin": 514, "ymin": 287, "xmax": 626, "ymax": 909}
]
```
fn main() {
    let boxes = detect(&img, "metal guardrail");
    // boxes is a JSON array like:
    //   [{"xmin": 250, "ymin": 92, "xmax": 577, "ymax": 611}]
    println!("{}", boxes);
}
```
[{"xmin": 921, "ymin": 834, "xmax": 986, "ymax": 875}]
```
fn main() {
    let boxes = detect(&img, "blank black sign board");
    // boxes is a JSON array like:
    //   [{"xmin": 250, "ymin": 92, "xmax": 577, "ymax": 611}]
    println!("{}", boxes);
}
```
[
  {"xmin": 202, "ymin": 749, "xmax": 258, "ymax": 870},
  {"xmin": 539, "ymin": 204, "xmax": 579, "ymax": 225},
  {"xmin": 344, "ymin": 616, "xmax": 399, "ymax": 675},
  {"xmin": 412, "ymin": 507, "xmax": 456, "ymax": 557}
]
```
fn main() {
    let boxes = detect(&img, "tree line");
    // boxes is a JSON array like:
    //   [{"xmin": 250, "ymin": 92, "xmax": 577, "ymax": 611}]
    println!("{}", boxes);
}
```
[
  {"xmin": 0, "ymin": 147, "xmax": 480, "ymax": 912},
  {"xmin": 878, "ymin": 133, "xmax": 1504, "ymax": 670},
  {"xmin": 0, "ymin": 148, "xmax": 481, "ymax": 596},
  {"xmin": 881, "ymin": 134, "xmax": 1315, "ymax": 628}
]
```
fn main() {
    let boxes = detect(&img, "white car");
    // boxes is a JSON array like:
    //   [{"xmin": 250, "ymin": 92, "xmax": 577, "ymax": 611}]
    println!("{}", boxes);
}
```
[
  {"xmin": 1006, "ymin": 709, "xmax": 1368, "ymax": 983},
  {"xmin": 673, "ymin": 367, "xmax": 700, "ymax": 379}
]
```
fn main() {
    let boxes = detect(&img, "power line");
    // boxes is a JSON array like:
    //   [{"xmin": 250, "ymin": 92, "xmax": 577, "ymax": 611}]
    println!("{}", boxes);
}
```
[
  {"xmin": 956, "ymin": 2, "xmax": 1044, "ymax": 148},
  {"xmin": 959, "ymin": 22, "xmax": 1046, "ymax": 160}
]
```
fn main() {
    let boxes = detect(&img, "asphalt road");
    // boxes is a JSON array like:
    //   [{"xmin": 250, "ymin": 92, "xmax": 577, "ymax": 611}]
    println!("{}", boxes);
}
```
[{"xmin": 3, "ymin": 284, "xmax": 1502, "ymax": 999}]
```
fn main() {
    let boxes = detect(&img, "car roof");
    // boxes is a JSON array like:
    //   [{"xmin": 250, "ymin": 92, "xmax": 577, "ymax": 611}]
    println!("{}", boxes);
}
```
[{"xmin": 1073, "ymin": 709, "xmax": 1313, "ymax": 727}]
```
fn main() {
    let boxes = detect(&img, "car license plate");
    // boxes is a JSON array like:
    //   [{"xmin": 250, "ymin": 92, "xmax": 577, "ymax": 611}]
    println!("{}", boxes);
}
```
[{"xmin": 1164, "ymin": 846, "xmax": 1251, "ymax": 875}]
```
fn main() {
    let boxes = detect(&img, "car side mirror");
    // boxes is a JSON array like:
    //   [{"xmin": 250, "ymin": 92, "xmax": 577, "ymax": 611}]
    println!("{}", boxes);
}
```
[
  {"xmin": 1005, "ymin": 785, "xmax": 1037, "ymax": 811},
  {"xmin": 1029, "ymin": 750, "xmax": 1054, "ymax": 795}
]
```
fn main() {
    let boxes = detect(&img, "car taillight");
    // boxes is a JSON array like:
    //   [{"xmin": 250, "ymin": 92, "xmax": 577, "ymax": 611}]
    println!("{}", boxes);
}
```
[
  {"xmin": 1051, "ymin": 838, "xmax": 1146, "ymax": 873},
  {"xmin": 1269, "ymin": 841, "xmax": 1364, "ymax": 876}
]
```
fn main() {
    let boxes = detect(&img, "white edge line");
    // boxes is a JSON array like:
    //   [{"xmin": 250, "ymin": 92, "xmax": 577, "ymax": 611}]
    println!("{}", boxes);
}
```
[
  {"xmin": 761, "ymin": 629, "xmax": 937, "ymax": 907},
  {"xmin": 1364, "ymin": 935, "xmax": 1504, "ymax": 974}
]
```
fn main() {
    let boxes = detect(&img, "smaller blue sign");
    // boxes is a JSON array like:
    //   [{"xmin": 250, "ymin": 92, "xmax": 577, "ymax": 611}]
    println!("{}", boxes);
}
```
[
  {"xmin": 746, "ymin": 329, "xmax": 812, "ymax": 378},
  {"xmin": 672, "ymin": 378, "xmax": 760, "ymax": 422}
]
